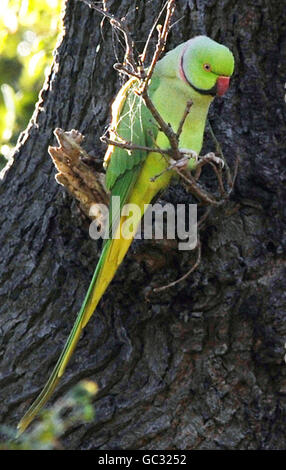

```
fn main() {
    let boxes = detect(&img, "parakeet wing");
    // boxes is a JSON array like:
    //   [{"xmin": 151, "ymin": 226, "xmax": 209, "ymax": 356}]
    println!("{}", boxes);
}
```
[{"xmin": 104, "ymin": 76, "xmax": 160, "ymax": 238}]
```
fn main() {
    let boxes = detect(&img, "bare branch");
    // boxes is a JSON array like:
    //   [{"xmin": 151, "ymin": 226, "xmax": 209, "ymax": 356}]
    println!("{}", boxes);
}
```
[
  {"xmin": 140, "ymin": 0, "xmax": 176, "ymax": 92},
  {"xmin": 153, "ymin": 239, "xmax": 201, "ymax": 293},
  {"xmin": 228, "ymin": 154, "xmax": 240, "ymax": 194},
  {"xmin": 176, "ymin": 168, "xmax": 221, "ymax": 206},
  {"xmin": 113, "ymin": 63, "xmax": 141, "ymax": 79},
  {"xmin": 208, "ymin": 162, "xmax": 227, "ymax": 198},
  {"xmin": 176, "ymin": 100, "xmax": 193, "ymax": 139},
  {"xmin": 207, "ymin": 120, "xmax": 233, "ymax": 187},
  {"xmin": 81, "ymin": 0, "xmax": 137, "ymax": 71},
  {"xmin": 100, "ymin": 135, "xmax": 173, "ymax": 157},
  {"xmin": 140, "ymin": 1, "xmax": 168, "ymax": 64},
  {"xmin": 49, "ymin": 129, "xmax": 109, "ymax": 219},
  {"xmin": 139, "ymin": 91, "xmax": 182, "ymax": 160}
]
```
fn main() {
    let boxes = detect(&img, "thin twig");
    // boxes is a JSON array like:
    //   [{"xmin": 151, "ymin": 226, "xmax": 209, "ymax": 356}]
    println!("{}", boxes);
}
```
[
  {"xmin": 82, "ymin": 0, "xmax": 137, "ymax": 71},
  {"xmin": 207, "ymin": 120, "xmax": 240, "ymax": 195},
  {"xmin": 140, "ymin": 1, "xmax": 169, "ymax": 64},
  {"xmin": 207, "ymin": 119, "xmax": 232, "ymax": 187},
  {"xmin": 140, "ymin": 0, "xmax": 176, "ymax": 93},
  {"xmin": 176, "ymin": 100, "xmax": 193, "ymax": 139},
  {"xmin": 100, "ymin": 135, "xmax": 173, "ymax": 157},
  {"xmin": 228, "ymin": 154, "xmax": 240, "ymax": 194},
  {"xmin": 176, "ymin": 168, "xmax": 220, "ymax": 206},
  {"xmin": 140, "ymin": 91, "xmax": 182, "ymax": 160},
  {"xmin": 153, "ymin": 240, "xmax": 201, "ymax": 292},
  {"xmin": 207, "ymin": 120, "xmax": 225, "ymax": 161},
  {"xmin": 136, "ymin": 1, "xmax": 187, "ymax": 164},
  {"xmin": 198, "ymin": 207, "xmax": 212, "ymax": 229},
  {"xmin": 149, "ymin": 156, "xmax": 190, "ymax": 182},
  {"xmin": 113, "ymin": 63, "xmax": 142, "ymax": 79},
  {"xmin": 208, "ymin": 162, "xmax": 227, "ymax": 198},
  {"xmin": 110, "ymin": 17, "xmax": 136, "ymax": 70}
]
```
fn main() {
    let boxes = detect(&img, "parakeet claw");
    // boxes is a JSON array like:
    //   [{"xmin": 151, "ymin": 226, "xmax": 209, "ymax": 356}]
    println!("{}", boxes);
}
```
[
  {"xmin": 168, "ymin": 149, "xmax": 198, "ymax": 171},
  {"xmin": 179, "ymin": 148, "xmax": 198, "ymax": 162},
  {"xmin": 178, "ymin": 148, "xmax": 199, "ymax": 168},
  {"xmin": 198, "ymin": 152, "xmax": 225, "ymax": 168}
]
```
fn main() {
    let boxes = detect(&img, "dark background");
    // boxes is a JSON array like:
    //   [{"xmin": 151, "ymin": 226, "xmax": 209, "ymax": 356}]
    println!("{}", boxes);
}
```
[{"xmin": 0, "ymin": 0, "xmax": 286, "ymax": 449}]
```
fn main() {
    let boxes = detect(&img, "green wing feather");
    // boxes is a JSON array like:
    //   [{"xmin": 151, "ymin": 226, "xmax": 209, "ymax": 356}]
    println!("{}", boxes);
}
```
[{"xmin": 104, "ymin": 76, "xmax": 160, "ymax": 239}]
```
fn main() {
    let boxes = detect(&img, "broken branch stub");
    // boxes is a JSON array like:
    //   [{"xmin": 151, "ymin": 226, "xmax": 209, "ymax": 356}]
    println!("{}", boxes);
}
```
[{"xmin": 48, "ymin": 128, "xmax": 109, "ymax": 219}]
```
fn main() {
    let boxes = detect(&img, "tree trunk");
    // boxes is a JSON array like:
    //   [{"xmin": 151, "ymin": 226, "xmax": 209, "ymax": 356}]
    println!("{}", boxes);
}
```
[{"xmin": 1, "ymin": 0, "xmax": 286, "ymax": 450}]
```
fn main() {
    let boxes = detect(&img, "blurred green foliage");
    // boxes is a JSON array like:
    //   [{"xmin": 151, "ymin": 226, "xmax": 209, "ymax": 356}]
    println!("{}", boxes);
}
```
[
  {"xmin": 0, "ymin": 380, "xmax": 98, "ymax": 450},
  {"xmin": 0, "ymin": 0, "xmax": 62, "ymax": 172}
]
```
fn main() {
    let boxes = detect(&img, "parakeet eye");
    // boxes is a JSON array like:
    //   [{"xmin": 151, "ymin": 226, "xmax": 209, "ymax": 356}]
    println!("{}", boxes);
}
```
[{"xmin": 203, "ymin": 63, "xmax": 212, "ymax": 72}]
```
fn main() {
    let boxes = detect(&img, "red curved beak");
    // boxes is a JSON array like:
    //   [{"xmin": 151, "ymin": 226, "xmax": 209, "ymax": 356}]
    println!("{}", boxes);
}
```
[{"xmin": 217, "ymin": 76, "xmax": 230, "ymax": 97}]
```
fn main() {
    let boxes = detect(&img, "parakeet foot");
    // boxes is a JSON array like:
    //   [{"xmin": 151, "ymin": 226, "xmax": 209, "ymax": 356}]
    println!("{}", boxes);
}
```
[
  {"xmin": 198, "ymin": 152, "xmax": 225, "ymax": 168},
  {"xmin": 150, "ymin": 152, "xmax": 197, "ymax": 182},
  {"xmin": 178, "ymin": 148, "xmax": 198, "ymax": 169},
  {"xmin": 168, "ymin": 149, "xmax": 198, "ymax": 172}
]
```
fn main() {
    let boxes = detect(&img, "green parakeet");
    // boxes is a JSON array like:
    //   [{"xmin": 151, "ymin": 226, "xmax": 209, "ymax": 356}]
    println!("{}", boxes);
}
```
[{"xmin": 18, "ymin": 35, "xmax": 234, "ymax": 433}]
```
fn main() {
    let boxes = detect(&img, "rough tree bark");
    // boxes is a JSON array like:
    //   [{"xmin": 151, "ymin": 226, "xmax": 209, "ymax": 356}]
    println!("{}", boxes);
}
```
[{"xmin": 1, "ymin": 0, "xmax": 286, "ymax": 450}]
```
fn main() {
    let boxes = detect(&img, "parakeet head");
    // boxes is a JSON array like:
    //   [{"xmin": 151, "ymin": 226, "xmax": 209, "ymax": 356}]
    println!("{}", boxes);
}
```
[{"xmin": 179, "ymin": 36, "xmax": 235, "ymax": 97}]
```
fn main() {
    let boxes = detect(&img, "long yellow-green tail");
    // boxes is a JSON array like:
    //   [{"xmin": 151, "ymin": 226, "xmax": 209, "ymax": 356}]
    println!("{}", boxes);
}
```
[
  {"xmin": 17, "ymin": 222, "xmax": 140, "ymax": 434},
  {"xmin": 17, "ymin": 149, "xmax": 170, "ymax": 434},
  {"xmin": 17, "ymin": 240, "xmax": 108, "ymax": 434},
  {"xmin": 17, "ymin": 211, "xmax": 148, "ymax": 434}
]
